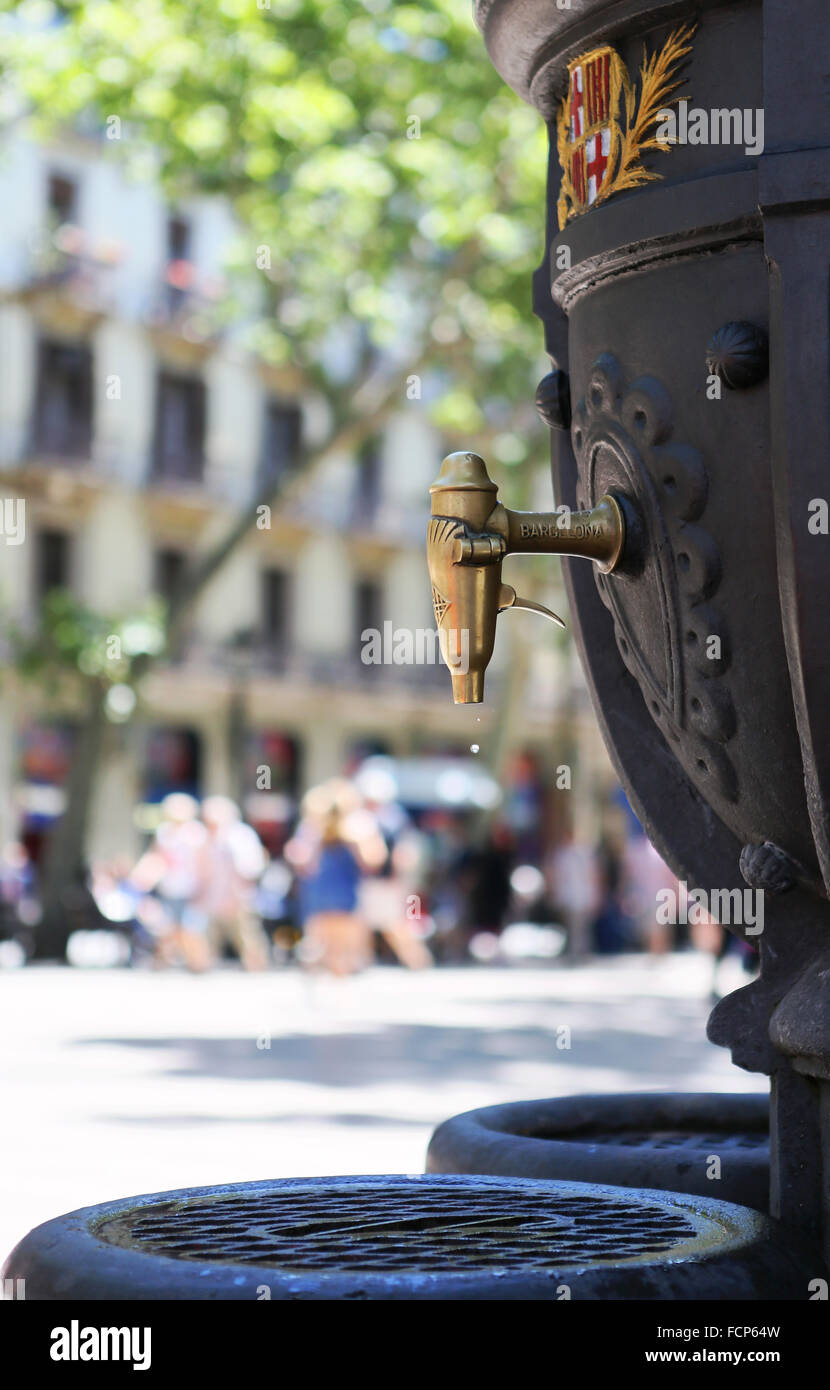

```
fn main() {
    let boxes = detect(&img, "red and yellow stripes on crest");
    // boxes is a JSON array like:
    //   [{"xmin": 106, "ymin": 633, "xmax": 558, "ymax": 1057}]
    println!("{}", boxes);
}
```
[
  {"xmin": 571, "ymin": 145, "xmax": 586, "ymax": 205},
  {"xmin": 584, "ymin": 50, "xmax": 611, "ymax": 127}
]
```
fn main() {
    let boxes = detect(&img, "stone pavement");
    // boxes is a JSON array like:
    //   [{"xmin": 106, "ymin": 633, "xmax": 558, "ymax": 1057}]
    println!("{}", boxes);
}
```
[{"xmin": 0, "ymin": 953, "xmax": 765, "ymax": 1259}]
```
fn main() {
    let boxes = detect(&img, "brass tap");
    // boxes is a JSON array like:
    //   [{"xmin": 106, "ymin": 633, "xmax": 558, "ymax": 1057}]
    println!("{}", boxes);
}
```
[{"xmin": 427, "ymin": 451, "xmax": 625, "ymax": 704}]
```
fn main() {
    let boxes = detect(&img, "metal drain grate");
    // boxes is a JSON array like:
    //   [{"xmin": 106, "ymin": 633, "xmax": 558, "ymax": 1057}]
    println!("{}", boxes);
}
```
[
  {"xmin": 98, "ymin": 1181, "xmax": 699, "ymax": 1272},
  {"xmin": 582, "ymin": 1129, "xmax": 769, "ymax": 1152}
]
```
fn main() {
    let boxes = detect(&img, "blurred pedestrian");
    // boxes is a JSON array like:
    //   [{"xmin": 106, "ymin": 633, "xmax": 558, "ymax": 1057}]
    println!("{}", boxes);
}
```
[
  {"xmin": 620, "ymin": 830, "xmax": 678, "ymax": 955},
  {"xmin": 423, "ymin": 813, "xmax": 470, "ymax": 960},
  {"xmin": 89, "ymin": 854, "xmax": 156, "ymax": 965},
  {"xmin": 359, "ymin": 825, "xmax": 434, "ymax": 970},
  {"xmin": 197, "ymin": 795, "xmax": 270, "ymax": 971},
  {"xmin": 286, "ymin": 780, "xmax": 375, "ymax": 976},
  {"xmin": 548, "ymin": 831, "xmax": 602, "ymax": 960},
  {"xmin": 467, "ymin": 826, "xmax": 514, "ymax": 936},
  {"xmin": 130, "ymin": 792, "xmax": 211, "ymax": 972}
]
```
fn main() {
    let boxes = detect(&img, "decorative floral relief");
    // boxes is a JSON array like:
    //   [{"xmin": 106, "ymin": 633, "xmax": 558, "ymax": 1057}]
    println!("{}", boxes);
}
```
[{"xmin": 571, "ymin": 353, "xmax": 738, "ymax": 802}]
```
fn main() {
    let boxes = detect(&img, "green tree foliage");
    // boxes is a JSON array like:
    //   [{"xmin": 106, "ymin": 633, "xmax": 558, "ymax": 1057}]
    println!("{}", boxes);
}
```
[
  {"xmin": 0, "ymin": 1, "xmax": 554, "ymax": 953},
  {"xmin": 1, "ymin": 0, "xmax": 549, "ymax": 452},
  {"xmin": 9, "ymin": 590, "xmax": 166, "ymax": 701}
]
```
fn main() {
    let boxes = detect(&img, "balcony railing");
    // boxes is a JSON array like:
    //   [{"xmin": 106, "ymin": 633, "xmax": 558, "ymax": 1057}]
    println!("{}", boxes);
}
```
[
  {"xmin": 145, "ymin": 261, "xmax": 227, "ymax": 345},
  {"xmin": 164, "ymin": 639, "xmax": 453, "ymax": 695},
  {"xmin": 25, "ymin": 225, "xmax": 121, "ymax": 317}
]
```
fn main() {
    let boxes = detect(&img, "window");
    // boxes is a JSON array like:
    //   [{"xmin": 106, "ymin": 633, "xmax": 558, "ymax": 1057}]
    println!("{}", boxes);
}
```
[
  {"xmin": 354, "ymin": 577, "xmax": 383, "ymax": 657},
  {"xmin": 261, "ymin": 568, "xmax": 292, "ymax": 651},
  {"xmin": 47, "ymin": 173, "xmax": 78, "ymax": 229},
  {"xmin": 166, "ymin": 215, "xmax": 191, "ymax": 262},
  {"xmin": 354, "ymin": 438, "xmax": 382, "ymax": 522},
  {"xmin": 153, "ymin": 547, "xmax": 187, "ymax": 603},
  {"xmin": 152, "ymin": 372, "xmax": 205, "ymax": 482},
  {"xmin": 162, "ymin": 217, "xmax": 194, "ymax": 316},
  {"xmin": 143, "ymin": 726, "xmax": 202, "ymax": 803},
  {"xmin": 32, "ymin": 339, "xmax": 93, "ymax": 459},
  {"xmin": 35, "ymin": 529, "xmax": 72, "ymax": 601},
  {"xmin": 260, "ymin": 402, "xmax": 301, "ymax": 493},
  {"xmin": 247, "ymin": 731, "xmax": 300, "ymax": 796}
]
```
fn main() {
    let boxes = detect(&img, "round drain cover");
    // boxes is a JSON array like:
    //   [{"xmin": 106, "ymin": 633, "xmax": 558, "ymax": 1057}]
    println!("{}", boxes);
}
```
[
  {"xmin": 2, "ymin": 1175, "xmax": 815, "ymax": 1300},
  {"xmin": 427, "ymin": 1093, "xmax": 769, "ymax": 1210}
]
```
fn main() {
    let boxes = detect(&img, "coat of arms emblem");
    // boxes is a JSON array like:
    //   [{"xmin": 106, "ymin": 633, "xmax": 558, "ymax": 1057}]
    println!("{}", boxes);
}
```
[{"xmin": 556, "ymin": 25, "xmax": 695, "ymax": 229}]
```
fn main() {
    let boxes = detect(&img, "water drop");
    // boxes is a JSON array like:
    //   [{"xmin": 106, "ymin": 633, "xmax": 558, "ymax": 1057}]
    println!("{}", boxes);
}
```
[{"xmin": 470, "ymin": 743, "xmax": 480, "ymax": 754}]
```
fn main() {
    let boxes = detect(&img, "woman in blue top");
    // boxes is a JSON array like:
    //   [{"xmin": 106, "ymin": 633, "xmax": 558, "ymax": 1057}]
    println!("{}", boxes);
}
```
[{"xmin": 293, "ymin": 808, "xmax": 371, "ymax": 975}]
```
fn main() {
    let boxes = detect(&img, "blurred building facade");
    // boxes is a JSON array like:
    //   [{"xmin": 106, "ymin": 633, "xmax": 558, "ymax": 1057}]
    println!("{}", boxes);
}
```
[{"xmin": 0, "ymin": 126, "xmax": 615, "ymax": 863}]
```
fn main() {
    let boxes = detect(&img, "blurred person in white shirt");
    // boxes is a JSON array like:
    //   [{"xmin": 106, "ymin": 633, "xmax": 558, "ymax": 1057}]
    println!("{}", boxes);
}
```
[
  {"xmin": 130, "ymin": 793, "xmax": 211, "ymax": 971},
  {"xmin": 548, "ymin": 832, "xmax": 602, "ymax": 960}
]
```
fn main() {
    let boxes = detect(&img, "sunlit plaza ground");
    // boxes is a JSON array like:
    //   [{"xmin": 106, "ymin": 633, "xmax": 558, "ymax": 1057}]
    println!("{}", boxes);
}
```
[{"xmin": 1, "ymin": 954, "xmax": 765, "ymax": 1259}]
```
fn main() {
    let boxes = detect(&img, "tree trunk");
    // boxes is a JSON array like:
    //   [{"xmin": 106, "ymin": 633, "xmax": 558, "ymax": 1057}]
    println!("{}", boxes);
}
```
[
  {"xmin": 485, "ymin": 619, "xmax": 532, "ymax": 791},
  {"xmin": 34, "ymin": 681, "xmax": 109, "ymax": 960}
]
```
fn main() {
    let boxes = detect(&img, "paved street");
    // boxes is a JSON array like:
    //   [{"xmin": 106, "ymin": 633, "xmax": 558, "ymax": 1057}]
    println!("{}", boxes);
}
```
[{"xmin": 0, "ymin": 954, "xmax": 765, "ymax": 1259}]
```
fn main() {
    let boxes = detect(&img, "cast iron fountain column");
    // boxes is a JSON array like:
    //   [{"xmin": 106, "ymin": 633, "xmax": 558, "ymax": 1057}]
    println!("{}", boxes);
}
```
[{"xmin": 426, "ymin": 0, "xmax": 830, "ymax": 1266}]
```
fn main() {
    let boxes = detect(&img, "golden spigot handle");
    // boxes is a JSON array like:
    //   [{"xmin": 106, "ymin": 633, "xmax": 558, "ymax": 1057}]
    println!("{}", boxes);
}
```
[{"xmin": 498, "ymin": 584, "xmax": 566, "ymax": 628}]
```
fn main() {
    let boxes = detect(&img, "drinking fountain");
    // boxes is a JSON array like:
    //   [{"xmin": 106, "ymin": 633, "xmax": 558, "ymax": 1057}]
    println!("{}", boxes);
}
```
[{"xmin": 5, "ymin": 0, "xmax": 829, "ymax": 1300}]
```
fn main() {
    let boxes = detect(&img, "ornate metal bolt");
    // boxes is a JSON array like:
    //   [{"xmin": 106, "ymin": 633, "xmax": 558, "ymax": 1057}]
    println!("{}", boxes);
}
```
[
  {"xmin": 535, "ymin": 369, "xmax": 571, "ymax": 429},
  {"xmin": 706, "ymin": 321, "xmax": 769, "ymax": 390}
]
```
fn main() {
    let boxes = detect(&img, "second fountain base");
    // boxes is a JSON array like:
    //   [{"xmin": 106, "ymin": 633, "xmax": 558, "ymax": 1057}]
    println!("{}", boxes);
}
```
[{"xmin": 426, "ymin": 1092, "xmax": 770, "ymax": 1211}]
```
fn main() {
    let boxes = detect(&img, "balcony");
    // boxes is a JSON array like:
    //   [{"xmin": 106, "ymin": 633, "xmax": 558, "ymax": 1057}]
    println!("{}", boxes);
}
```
[
  {"xmin": 145, "ymin": 261, "xmax": 227, "ymax": 353},
  {"xmin": 160, "ymin": 637, "xmax": 453, "ymax": 699},
  {"xmin": 21, "ymin": 225, "xmax": 121, "ymax": 331}
]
